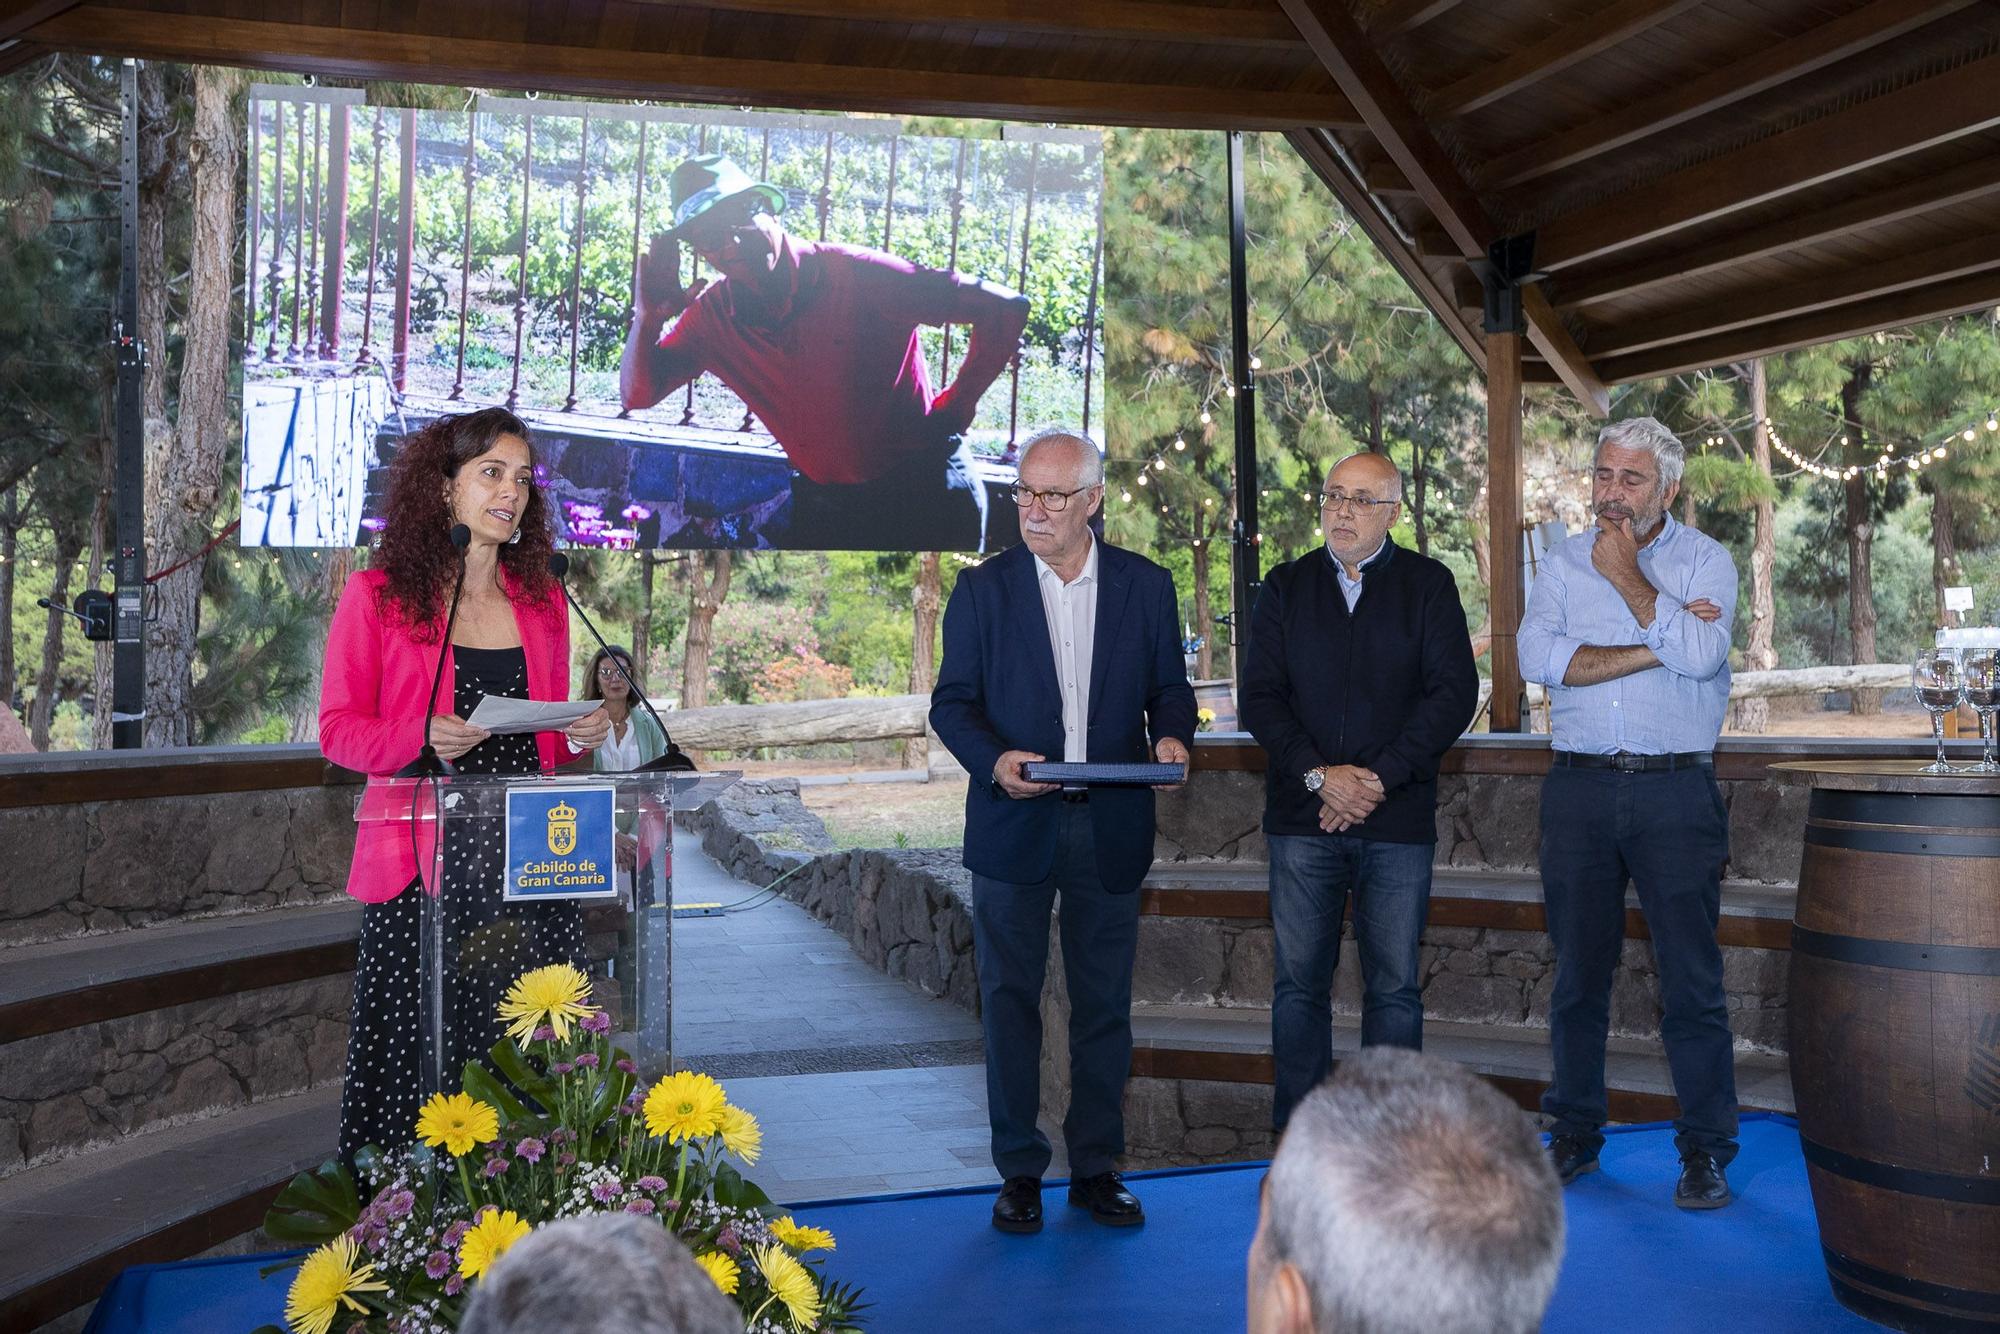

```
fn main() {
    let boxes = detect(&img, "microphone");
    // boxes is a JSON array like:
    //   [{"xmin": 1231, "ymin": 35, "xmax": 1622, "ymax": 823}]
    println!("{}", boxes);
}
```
[
  {"xmin": 394, "ymin": 523, "xmax": 473, "ymax": 779},
  {"xmin": 548, "ymin": 550, "xmax": 695, "ymax": 772}
]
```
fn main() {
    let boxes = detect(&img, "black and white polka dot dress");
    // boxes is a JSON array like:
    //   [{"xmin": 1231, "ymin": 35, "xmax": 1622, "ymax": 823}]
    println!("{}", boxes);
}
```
[{"xmin": 337, "ymin": 645, "xmax": 587, "ymax": 1171}]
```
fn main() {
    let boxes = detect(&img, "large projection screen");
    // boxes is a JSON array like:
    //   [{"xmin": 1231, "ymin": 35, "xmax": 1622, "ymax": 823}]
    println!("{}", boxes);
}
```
[{"xmin": 239, "ymin": 87, "xmax": 1104, "ymax": 554}]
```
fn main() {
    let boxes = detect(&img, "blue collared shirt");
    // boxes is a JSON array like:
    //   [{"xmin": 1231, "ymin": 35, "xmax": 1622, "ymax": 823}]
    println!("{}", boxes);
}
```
[
  {"xmin": 1328, "ymin": 538, "xmax": 1387, "ymax": 611},
  {"xmin": 1517, "ymin": 514, "xmax": 1737, "ymax": 754}
]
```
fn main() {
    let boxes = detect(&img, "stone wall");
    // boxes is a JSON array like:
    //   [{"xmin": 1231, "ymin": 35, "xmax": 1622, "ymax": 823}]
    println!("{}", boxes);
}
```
[
  {"xmin": 0, "ymin": 785, "xmax": 356, "ymax": 946},
  {"xmin": 1155, "ymin": 763, "xmax": 1810, "ymax": 886},
  {"xmin": 0, "ymin": 975, "xmax": 351, "ymax": 1179}
]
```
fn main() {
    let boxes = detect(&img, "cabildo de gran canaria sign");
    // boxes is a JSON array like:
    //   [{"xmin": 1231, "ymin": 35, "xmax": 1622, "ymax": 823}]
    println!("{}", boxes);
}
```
[{"xmin": 503, "ymin": 784, "xmax": 618, "ymax": 901}]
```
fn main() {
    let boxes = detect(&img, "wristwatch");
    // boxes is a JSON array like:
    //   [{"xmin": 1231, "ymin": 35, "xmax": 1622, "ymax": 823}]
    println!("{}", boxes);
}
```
[{"xmin": 1303, "ymin": 767, "xmax": 1326, "ymax": 793}]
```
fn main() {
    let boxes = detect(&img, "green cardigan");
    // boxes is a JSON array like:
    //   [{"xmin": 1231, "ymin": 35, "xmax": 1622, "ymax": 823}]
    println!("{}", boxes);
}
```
[{"xmin": 591, "ymin": 707, "xmax": 668, "ymax": 772}]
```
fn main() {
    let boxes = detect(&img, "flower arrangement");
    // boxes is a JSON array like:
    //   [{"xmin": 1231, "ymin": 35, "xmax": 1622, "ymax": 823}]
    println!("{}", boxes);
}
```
[
  {"xmin": 1196, "ymin": 707, "xmax": 1216, "ymax": 732},
  {"xmin": 257, "ymin": 964, "xmax": 865, "ymax": 1334}
]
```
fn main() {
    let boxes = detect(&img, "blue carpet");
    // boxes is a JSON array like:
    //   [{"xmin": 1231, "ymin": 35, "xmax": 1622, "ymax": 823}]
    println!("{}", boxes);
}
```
[{"xmin": 83, "ymin": 1115, "xmax": 1880, "ymax": 1334}]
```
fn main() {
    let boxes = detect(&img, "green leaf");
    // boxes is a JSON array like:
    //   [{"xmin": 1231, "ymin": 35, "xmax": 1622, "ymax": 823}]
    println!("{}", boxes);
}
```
[
  {"xmin": 711, "ymin": 1161, "xmax": 773, "ymax": 1211},
  {"xmin": 462, "ymin": 1062, "xmax": 533, "ymax": 1123},
  {"xmin": 489, "ymin": 1038, "xmax": 562, "ymax": 1113},
  {"xmin": 261, "ymin": 1159, "xmax": 360, "ymax": 1248}
]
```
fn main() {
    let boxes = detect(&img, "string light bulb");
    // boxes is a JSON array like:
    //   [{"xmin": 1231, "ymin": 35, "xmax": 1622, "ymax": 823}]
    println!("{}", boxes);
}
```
[
  {"xmin": 1153, "ymin": 458, "xmax": 1166, "ymax": 472},
  {"xmin": 1199, "ymin": 410, "xmax": 1212, "ymax": 425},
  {"xmin": 1173, "ymin": 437, "xmax": 1186, "ymax": 451},
  {"xmin": 1138, "ymin": 473, "xmax": 1148, "ymax": 487}
]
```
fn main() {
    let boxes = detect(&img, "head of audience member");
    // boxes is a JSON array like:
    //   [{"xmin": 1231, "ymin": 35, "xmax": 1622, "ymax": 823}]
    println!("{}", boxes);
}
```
[
  {"xmin": 1013, "ymin": 428, "xmax": 1105, "ymax": 576},
  {"xmin": 1247, "ymin": 1047, "xmax": 1564, "ymax": 1334},
  {"xmin": 1592, "ymin": 416, "xmax": 1685, "ymax": 542},
  {"xmin": 460, "ymin": 1212, "xmax": 743, "ymax": 1334},
  {"xmin": 584, "ymin": 643, "xmax": 640, "ymax": 716},
  {"xmin": 1320, "ymin": 452, "xmax": 1402, "ymax": 575}
]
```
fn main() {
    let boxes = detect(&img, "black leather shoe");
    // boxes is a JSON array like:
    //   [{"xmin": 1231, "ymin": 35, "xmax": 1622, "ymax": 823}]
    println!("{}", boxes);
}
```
[
  {"xmin": 1548, "ymin": 1134, "xmax": 1600, "ymax": 1185},
  {"xmin": 1674, "ymin": 1152, "xmax": 1733, "ymax": 1209},
  {"xmin": 992, "ymin": 1176, "xmax": 1043, "ymax": 1233},
  {"xmin": 1067, "ymin": 1171, "xmax": 1144, "ymax": 1226}
]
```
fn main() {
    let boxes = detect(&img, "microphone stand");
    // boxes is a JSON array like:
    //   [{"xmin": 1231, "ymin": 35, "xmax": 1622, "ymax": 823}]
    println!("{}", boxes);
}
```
[
  {"xmin": 394, "ymin": 524, "xmax": 473, "ymax": 779},
  {"xmin": 549, "ymin": 551, "xmax": 695, "ymax": 773}
]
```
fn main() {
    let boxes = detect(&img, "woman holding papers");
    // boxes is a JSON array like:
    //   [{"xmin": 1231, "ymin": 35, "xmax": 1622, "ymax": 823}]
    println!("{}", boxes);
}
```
[{"xmin": 319, "ymin": 407, "xmax": 611, "ymax": 1169}]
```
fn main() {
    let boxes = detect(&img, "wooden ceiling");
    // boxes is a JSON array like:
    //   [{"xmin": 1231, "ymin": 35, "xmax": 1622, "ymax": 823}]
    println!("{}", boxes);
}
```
[{"xmin": 6, "ymin": 0, "xmax": 2000, "ymax": 410}]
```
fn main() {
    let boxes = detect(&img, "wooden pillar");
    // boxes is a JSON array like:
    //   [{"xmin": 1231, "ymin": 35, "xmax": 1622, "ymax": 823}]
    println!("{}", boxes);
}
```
[{"xmin": 1487, "ymin": 330, "xmax": 1524, "ymax": 732}]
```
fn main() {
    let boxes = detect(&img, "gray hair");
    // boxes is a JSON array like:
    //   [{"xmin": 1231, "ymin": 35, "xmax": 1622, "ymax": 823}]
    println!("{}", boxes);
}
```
[
  {"xmin": 1017, "ymin": 427, "xmax": 1105, "ymax": 489},
  {"xmin": 1595, "ymin": 416, "xmax": 1686, "ymax": 487},
  {"xmin": 1326, "ymin": 450, "xmax": 1405, "ymax": 503},
  {"xmin": 460, "ymin": 1213, "xmax": 743, "ymax": 1334},
  {"xmin": 1264, "ymin": 1047, "xmax": 1564, "ymax": 1334}
]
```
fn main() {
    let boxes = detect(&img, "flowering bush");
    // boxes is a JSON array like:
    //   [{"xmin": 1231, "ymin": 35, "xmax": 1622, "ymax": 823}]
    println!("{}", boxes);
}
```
[{"xmin": 257, "ymin": 965, "xmax": 865, "ymax": 1334}]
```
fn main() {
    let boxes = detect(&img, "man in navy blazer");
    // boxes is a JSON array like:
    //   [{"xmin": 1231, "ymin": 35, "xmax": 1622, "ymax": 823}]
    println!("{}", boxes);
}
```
[{"xmin": 931, "ymin": 428, "xmax": 1197, "ymax": 1236}]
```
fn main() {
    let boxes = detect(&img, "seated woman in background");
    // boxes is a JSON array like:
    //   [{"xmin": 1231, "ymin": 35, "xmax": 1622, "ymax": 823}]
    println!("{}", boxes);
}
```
[{"xmin": 582, "ymin": 643, "xmax": 669, "ymax": 772}]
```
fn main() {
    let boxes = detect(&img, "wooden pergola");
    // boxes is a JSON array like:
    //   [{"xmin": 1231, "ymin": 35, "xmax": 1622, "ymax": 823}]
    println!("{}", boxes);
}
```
[{"xmin": 7, "ymin": 0, "xmax": 2000, "ymax": 726}]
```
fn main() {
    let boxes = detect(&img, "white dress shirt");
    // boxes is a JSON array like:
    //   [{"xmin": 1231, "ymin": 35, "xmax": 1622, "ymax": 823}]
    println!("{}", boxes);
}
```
[
  {"xmin": 597, "ymin": 712, "xmax": 644, "ymax": 771},
  {"xmin": 1033, "ymin": 537, "xmax": 1099, "ymax": 763}
]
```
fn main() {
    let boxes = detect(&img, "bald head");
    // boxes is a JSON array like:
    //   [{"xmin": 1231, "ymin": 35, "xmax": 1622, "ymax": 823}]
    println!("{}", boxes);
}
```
[{"xmin": 1325, "ymin": 451, "xmax": 1402, "ymax": 502}]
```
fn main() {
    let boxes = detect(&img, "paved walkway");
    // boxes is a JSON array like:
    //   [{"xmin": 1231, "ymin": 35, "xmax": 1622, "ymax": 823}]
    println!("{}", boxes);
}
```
[{"xmin": 670, "ymin": 843, "xmax": 1068, "ymax": 1201}]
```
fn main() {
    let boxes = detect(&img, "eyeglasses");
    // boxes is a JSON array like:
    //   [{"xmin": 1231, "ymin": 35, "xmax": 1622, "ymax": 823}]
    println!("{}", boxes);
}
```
[
  {"xmin": 1010, "ymin": 484, "xmax": 1096, "ymax": 512},
  {"xmin": 595, "ymin": 663, "xmax": 632, "ymax": 679},
  {"xmin": 1320, "ymin": 490, "xmax": 1397, "ymax": 514}
]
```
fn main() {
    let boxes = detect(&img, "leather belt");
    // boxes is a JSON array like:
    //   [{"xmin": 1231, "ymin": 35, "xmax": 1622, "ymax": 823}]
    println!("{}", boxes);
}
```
[{"xmin": 1553, "ymin": 750, "xmax": 1712, "ymax": 772}]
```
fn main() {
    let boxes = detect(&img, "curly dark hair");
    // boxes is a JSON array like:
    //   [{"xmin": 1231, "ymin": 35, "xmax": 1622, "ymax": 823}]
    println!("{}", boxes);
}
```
[{"xmin": 369, "ymin": 408, "xmax": 556, "ymax": 638}]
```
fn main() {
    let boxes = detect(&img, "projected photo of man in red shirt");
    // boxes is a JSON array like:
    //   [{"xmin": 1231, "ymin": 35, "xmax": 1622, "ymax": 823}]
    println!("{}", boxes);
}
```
[{"xmin": 619, "ymin": 154, "xmax": 1030, "ymax": 552}]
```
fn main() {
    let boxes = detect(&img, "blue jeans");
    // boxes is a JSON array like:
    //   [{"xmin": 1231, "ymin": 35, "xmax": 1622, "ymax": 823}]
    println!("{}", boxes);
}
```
[
  {"xmin": 1268, "ymin": 833, "xmax": 1434, "ymax": 1131},
  {"xmin": 1538, "ymin": 763, "xmax": 1738, "ymax": 1164}
]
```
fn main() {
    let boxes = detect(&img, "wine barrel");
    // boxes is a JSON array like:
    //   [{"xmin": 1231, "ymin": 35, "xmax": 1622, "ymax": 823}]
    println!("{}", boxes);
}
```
[{"xmin": 1785, "ymin": 763, "xmax": 2000, "ymax": 1331}]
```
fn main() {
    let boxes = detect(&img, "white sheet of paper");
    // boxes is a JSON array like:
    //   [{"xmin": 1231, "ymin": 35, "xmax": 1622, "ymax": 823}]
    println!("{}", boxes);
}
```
[{"xmin": 465, "ymin": 695, "xmax": 601, "ymax": 736}]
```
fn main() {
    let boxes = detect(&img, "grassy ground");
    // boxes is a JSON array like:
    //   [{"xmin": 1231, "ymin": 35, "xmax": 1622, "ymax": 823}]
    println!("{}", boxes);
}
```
[{"xmin": 797, "ymin": 777, "xmax": 969, "ymax": 851}]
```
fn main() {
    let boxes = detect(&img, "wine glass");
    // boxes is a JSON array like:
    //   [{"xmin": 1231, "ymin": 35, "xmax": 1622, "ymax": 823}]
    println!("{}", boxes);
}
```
[
  {"xmin": 1912, "ymin": 650, "xmax": 1963, "ymax": 774},
  {"xmin": 1962, "ymin": 649, "xmax": 1999, "ymax": 774}
]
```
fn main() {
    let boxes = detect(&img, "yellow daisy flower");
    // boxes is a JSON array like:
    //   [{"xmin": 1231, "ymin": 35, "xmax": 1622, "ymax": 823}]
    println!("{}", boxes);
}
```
[
  {"xmin": 497, "ymin": 962, "xmax": 598, "ymax": 1044},
  {"xmin": 694, "ymin": 1250, "xmax": 741, "ymax": 1296},
  {"xmin": 457, "ymin": 1207, "xmax": 533, "ymax": 1282},
  {"xmin": 284, "ymin": 1234, "xmax": 387, "ymax": 1334},
  {"xmin": 754, "ymin": 1242, "xmax": 821, "ymax": 1329},
  {"xmin": 642, "ymin": 1070, "xmax": 727, "ymax": 1143},
  {"xmin": 414, "ymin": 1090, "xmax": 500, "ymax": 1158},
  {"xmin": 717, "ymin": 1103, "xmax": 763, "ymax": 1164},
  {"xmin": 770, "ymin": 1215, "xmax": 836, "ymax": 1253}
]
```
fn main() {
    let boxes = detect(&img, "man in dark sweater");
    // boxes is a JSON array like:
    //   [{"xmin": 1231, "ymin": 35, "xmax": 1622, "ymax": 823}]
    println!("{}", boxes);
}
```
[{"xmin": 1240, "ymin": 451, "xmax": 1478, "ymax": 1132}]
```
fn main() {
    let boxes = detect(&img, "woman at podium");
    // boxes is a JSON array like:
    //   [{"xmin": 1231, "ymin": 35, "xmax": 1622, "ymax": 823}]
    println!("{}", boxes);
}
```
[{"xmin": 319, "ymin": 407, "xmax": 611, "ymax": 1170}]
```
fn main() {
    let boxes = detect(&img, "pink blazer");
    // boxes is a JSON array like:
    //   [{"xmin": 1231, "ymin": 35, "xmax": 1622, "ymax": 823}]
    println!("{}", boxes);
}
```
[{"xmin": 320, "ymin": 567, "xmax": 571, "ymax": 903}]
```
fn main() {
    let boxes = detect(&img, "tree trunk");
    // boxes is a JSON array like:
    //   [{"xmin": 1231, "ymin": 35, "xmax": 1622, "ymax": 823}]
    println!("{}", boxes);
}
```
[
  {"xmin": 1733, "ymin": 360, "xmax": 1778, "ymax": 733},
  {"xmin": 136, "ymin": 62, "xmax": 176, "ymax": 428},
  {"xmin": 1367, "ymin": 390, "xmax": 1383, "ymax": 453},
  {"xmin": 681, "ymin": 551, "xmax": 731, "ymax": 711},
  {"xmin": 1840, "ymin": 369, "xmax": 1880, "ymax": 715},
  {"xmin": 1930, "ymin": 486, "xmax": 1962, "ymax": 627},
  {"xmin": 0, "ymin": 486, "xmax": 16, "ymax": 712},
  {"xmin": 1191, "ymin": 524, "xmax": 1214, "ymax": 680},
  {"xmin": 1411, "ymin": 438, "xmax": 1429, "ymax": 557},
  {"xmin": 28, "ymin": 542, "xmax": 79, "ymax": 750},
  {"xmin": 284, "ymin": 548, "xmax": 355, "ymax": 742},
  {"xmin": 903, "ymin": 551, "xmax": 942, "ymax": 769},
  {"xmin": 141, "ymin": 66, "xmax": 239, "ymax": 747},
  {"xmin": 631, "ymin": 549, "xmax": 657, "ymax": 692}
]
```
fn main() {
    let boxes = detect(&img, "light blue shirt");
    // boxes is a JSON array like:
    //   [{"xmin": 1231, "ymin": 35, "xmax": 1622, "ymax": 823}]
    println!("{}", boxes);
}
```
[
  {"xmin": 1517, "ymin": 514, "xmax": 1737, "ymax": 754},
  {"xmin": 1328, "ymin": 538, "xmax": 1386, "ymax": 611}
]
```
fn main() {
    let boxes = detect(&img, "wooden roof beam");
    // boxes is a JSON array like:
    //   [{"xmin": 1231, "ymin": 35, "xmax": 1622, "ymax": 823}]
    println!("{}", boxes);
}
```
[
  {"xmin": 1429, "ymin": 0, "xmax": 1704, "ymax": 120},
  {"xmin": 1587, "ymin": 232, "xmax": 2000, "ymax": 359},
  {"xmin": 1593, "ymin": 268, "xmax": 2000, "ymax": 382},
  {"xmin": 1477, "ymin": 0, "xmax": 1979, "ymax": 191},
  {"xmin": 0, "ymin": 1, "xmax": 79, "ymax": 43},
  {"xmin": 637, "ymin": 0, "xmax": 1305, "ymax": 49},
  {"xmin": 0, "ymin": 40, "xmax": 50, "ymax": 78},
  {"xmin": 24, "ymin": 7, "xmax": 1357, "ymax": 131},
  {"xmin": 1365, "ymin": 0, "xmax": 1467, "ymax": 37},
  {"xmin": 1553, "ymin": 153, "xmax": 2000, "ymax": 310},
  {"xmin": 1278, "ymin": 0, "xmax": 1608, "ymax": 414},
  {"xmin": 1533, "ymin": 50, "xmax": 2000, "ymax": 273},
  {"xmin": 1286, "ymin": 127, "xmax": 1485, "ymax": 375}
]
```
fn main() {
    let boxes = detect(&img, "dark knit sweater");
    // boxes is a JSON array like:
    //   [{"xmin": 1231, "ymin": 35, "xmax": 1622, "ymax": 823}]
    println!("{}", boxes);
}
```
[{"xmin": 1239, "ymin": 539, "xmax": 1479, "ymax": 843}]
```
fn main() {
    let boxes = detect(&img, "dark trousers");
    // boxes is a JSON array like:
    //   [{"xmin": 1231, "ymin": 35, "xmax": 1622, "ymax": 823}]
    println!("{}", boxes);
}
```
[
  {"xmin": 971, "ymin": 802, "xmax": 1140, "ymax": 1181},
  {"xmin": 786, "ymin": 437, "xmax": 988, "ymax": 552},
  {"xmin": 1267, "ymin": 833, "xmax": 1434, "ymax": 1132},
  {"xmin": 1539, "ymin": 763, "xmax": 1738, "ymax": 1163}
]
